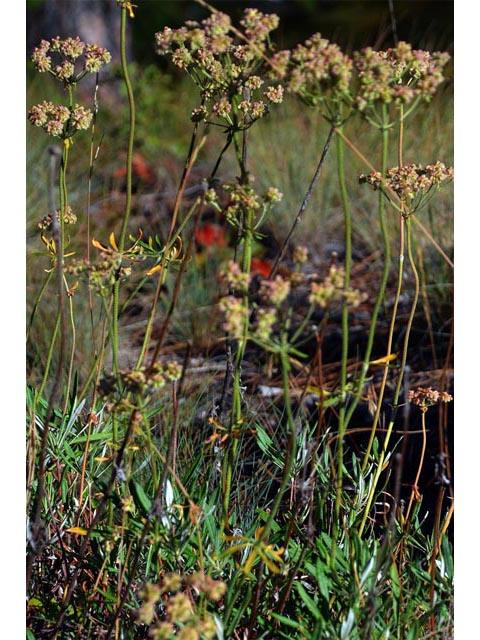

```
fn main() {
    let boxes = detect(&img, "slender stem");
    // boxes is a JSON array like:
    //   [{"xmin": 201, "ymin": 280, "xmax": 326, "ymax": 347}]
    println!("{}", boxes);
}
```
[
  {"xmin": 269, "ymin": 125, "xmax": 335, "ymax": 279},
  {"xmin": 135, "ymin": 127, "xmax": 204, "ymax": 369},
  {"xmin": 333, "ymin": 125, "xmax": 352, "ymax": 531},
  {"xmin": 112, "ymin": 5, "xmax": 136, "ymax": 375},
  {"xmin": 359, "ymin": 215, "xmax": 420, "ymax": 536},
  {"xmin": 255, "ymin": 346, "xmax": 298, "ymax": 546},
  {"xmin": 346, "ymin": 109, "xmax": 391, "ymax": 430}
]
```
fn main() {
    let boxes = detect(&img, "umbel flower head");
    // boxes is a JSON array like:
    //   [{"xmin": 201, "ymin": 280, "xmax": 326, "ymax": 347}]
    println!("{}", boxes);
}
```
[
  {"xmin": 359, "ymin": 161, "xmax": 453, "ymax": 213},
  {"xmin": 31, "ymin": 37, "xmax": 111, "ymax": 84},
  {"xmin": 155, "ymin": 8, "xmax": 283, "ymax": 128},
  {"xmin": 408, "ymin": 387, "xmax": 452, "ymax": 410},
  {"xmin": 28, "ymin": 100, "xmax": 94, "ymax": 139},
  {"xmin": 353, "ymin": 41, "xmax": 450, "ymax": 113},
  {"xmin": 280, "ymin": 33, "xmax": 353, "ymax": 118}
]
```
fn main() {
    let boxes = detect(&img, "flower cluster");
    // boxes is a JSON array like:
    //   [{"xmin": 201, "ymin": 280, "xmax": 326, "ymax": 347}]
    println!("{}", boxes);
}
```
[
  {"xmin": 309, "ymin": 265, "xmax": 366, "ymax": 309},
  {"xmin": 219, "ymin": 296, "xmax": 248, "ymax": 339},
  {"xmin": 98, "ymin": 361, "xmax": 182, "ymax": 403},
  {"xmin": 359, "ymin": 161, "xmax": 453, "ymax": 211},
  {"xmin": 136, "ymin": 572, "xmax": 226, "ymax": 639},
  {"xmin": 253, "ymin": 307, "xmax": 277, "ymax": 342},
  {"xmin": 408, "ymin": 387, "xmax": 453, "ymax": 410},
  {"xmin": 259, "ymin": 275, "xmax": 291, "ymax": 306},
  {"xmin": 31, "ymin": 37, "xmax": 111, "ymax": 83},
  {"xmin": 155, "ymin": 8, "xmax": 283, "ymax": 127},
  {"xmin": 223, "ymin": 182, "xmax": 282, "ymax": 231},
  {"xmin": 38, "ymin": 205, "xmax": 77, "ymax": 230},
  {"xmin": 353, "ymin": 42, "xmax": 450, "ymax": 112},
  {"xmin": 64, "ymin": 254, "xmax": 130, "ymax": 289},
  {"xmin": 28, "ymin": 100, "xmax": 93, "ymax": 139},
  {"xmin": 293, "ymin": 245, "xmax": 309, "ymax": 265},
  {"xmin": 220, "ymin": 260, "xmax": 251, "ymax": 292},
  {"xmin": 282, "ymin": 33, "xmax": 353, "ymax": 111}
]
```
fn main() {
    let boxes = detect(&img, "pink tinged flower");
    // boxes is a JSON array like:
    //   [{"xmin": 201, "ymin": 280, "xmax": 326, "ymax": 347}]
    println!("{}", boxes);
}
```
[
  {"xmin": 264, "ymin": 84, "xmax": 284, "ymax": 103},
  {"xmin": 32, "ymin": 41, "xmax": 52, "ymax": 72},
  {"xmin": 264, "ymin": 186, "xmax": 283, "ymax": 203},
  {"xmin": 212, "ymin": 98, "xmax": 232, "ymax": 118},
  {"xmin": 28, "ymin": 102, "xmax": 50, "ymax": 127},
  {"xmin": 84, "ymin": 44, "xmax": 111, "ymax": 72},
  {"xmin": 55, "ymin": 61, "xmax": 75, "ymax": 81},
  {"xmin": 250, "ymin": 101, "xmax": 267, "ymax": 118},
  {"xmin": 259, "ymin": 276, "xmax": 290, "ymax": 306},
  {"xmin": 171, "ymin": 47, "xmax": 193, "ymax": 69},
  {"xmin": 245, "ymin": 75, "xmax": 264, "ymax": 91},
  {"xmin": 61, "ymin": 36, "xmax": 85, "ymax": 59},
  {"xmin": 45, "ymin": 120, "xmax": 65, "ymax": 137},
  {"xmin": 71, "ymin": 105, "xmax": 93, "ymax": 130},
  {"xmin": 155, "ymin": 26, "xmax": 174, "ymax": 53}
]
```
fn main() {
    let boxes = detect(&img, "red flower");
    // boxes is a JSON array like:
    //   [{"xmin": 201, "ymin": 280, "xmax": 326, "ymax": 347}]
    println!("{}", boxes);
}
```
[
  {"xmin": 195, "ymin": 223, "xmax": 227, "ymax": 247},
  {"xmin": 251, "ymin": 257, "xmax": 272, "ymax": 277},
  {"xmin": 114, "ymin": 152, "xmax": 156, "ymax": 185}
]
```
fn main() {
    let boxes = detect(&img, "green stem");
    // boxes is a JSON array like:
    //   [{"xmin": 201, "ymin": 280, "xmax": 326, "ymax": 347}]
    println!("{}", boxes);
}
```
[
  {"xmin": 333, "ymin": 125, "xmax": 352, "ymax": 531},
  {"xmin": 256, "ymin": 346, "xmax": 297, "ymax": 545},
  {"xmin": 112, "ymin": 5, "xmax": 136, "ymax": 375},
  {"xmin": 347, "ymin": 108, "xmax": 391, "ymax": 466},
  {"xmin": 36, "ymin": 310, "xmax": 61, "ymax": 402},
  {"xmin": 359, "ymin": 215, "xmax": 419, "ymax": 535}
]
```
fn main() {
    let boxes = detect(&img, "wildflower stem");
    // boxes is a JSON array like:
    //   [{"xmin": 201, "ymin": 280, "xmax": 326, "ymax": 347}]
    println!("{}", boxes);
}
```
[
  {"xmin": 333, "ymin": 125, "xmax": 352, "ymax": 533},
  {"xmin": 351, "ymin": 108, "xmax": 391, "ymax": 468},
  {"xmin": 112, "ymin": 4, "xmax": 136, "ymax": 375},
  {"xmin": 269, "ymin": 125, "xmax": 335, "ymax": 279},
  {"xmin": 359, "ymin": 215, "xmax": 420, "ymax": 536},
  {"xmin": 135, "ymin": 126, "xmax": 204, "ymax": 369}
]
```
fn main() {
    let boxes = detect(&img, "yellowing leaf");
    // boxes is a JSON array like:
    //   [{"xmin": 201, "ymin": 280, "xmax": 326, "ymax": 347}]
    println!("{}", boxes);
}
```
[
  {"xmin": 66, "ymin": 527, "xmax": 88, "ymax": 535},
  {"xmin": 92, "ymin": 237, "xmax": 109, "ymax": 252},
  {"xmin": 146, "ymin": 264, "xmax": 162, "ymax": 276},
  {"xmin": 306, "ymin": 385, "xmax": 331, "ymax": 396},
  {"xmin": 369, "ymin": 354, "xmax": 397, "ymax": 365},
  {"xmin": 109, "ymin": 232, "xmax": 118, "ymax": 252}
]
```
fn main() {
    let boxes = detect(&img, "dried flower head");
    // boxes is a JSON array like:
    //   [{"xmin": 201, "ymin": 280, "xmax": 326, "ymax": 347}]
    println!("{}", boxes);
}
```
[
  {"xmin": 359, "ymin": 161, "xmax": 453, "ymax": 211},
  {"xmin": 408, "ymin": 387, "xmax": 453, "ymax": 410},
  {"xmin": 38, "ymin": 205, "xmax": 77, "ymax": 230},
  {"xmin": 259, "ymin": 276, "xmax": 291, "ymax": 306},
  {"xmin": 285, "ymin": 33, "xmax": 353, "ymax": 111},
  {"xmin": 220, "ymin": 260, "xmax": 251, "ymax": 292},
  {"xmin": 31, "ymin": 37, "xmax": 110, "ymax": 84},
  {"xmin": 353, "ymin": 42, "xmax": 450, "ymax": 113},
  {"xmin": 219, "ymin": 296, "xmax": 248, "ymax": 339},
  {"xmin": 155, "ymin": 8, "xmax": 281, "ymax": 127}
]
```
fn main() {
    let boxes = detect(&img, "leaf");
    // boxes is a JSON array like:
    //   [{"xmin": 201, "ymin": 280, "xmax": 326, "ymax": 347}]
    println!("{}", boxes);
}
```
[
  {"xmin": 65, "ymin": 527, "xmax": 88, "ymax": 535},
  {"xmin": 92, "ymin": 237, "xmax": 109, "ymax": 252},
  {"xmin": 129, "ymin": 480, "xmax": 152, "ymax": 516},
  {"xmin": 369, "ymin": 353, "xmax": 397, "ymax": 365},
  {"xmin": 270, "ymin": 613, "xmax": 305, "ymax": 631},
  {"xmin": 315, "ymin": 562, "xmax": 331, "ymax": 600},
  {"xmin": 146, "ymin": 263, "xmax": 162, "ymax": 276},
  {"xmin": 164, "ymin": 479, "xmax": 174, "ymax": 509},
  {"xmin": 109, "ymin": 231, "xmax": 119, "ymax": 251},
  {"xmin": 295, "ymin": 581, "xmax": 320, "ymax": 620},
  {"xmin": 340, "ymin": 608, "xmax": 355, "ymax": 639}
]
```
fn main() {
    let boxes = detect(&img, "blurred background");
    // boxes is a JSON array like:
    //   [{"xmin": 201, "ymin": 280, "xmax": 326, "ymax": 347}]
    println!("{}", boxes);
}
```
[{"xmin": 27, "ymin": 0, "xmax": 453, "ymax": 64}]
